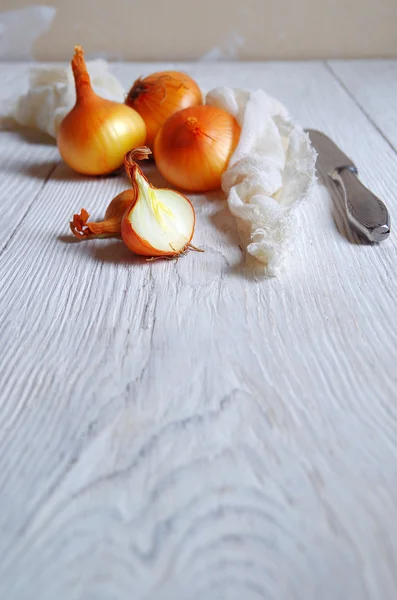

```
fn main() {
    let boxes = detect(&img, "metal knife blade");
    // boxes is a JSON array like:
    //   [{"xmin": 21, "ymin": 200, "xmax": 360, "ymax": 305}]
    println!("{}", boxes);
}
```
[{"xmin": 306, "ymin": 129, "xmax": 390, "ymax": 243}]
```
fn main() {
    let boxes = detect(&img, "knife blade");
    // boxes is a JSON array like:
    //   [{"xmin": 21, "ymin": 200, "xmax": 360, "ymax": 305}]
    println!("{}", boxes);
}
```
[{"xmin": 306, "ymin": 129, "xmax": 390, "ymax": 243}]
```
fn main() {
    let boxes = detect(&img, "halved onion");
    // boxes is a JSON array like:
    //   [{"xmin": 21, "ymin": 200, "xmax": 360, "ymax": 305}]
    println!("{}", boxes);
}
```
[
  {"xmin": 121, "ymin": 148, "xmax": 195, "ymax": 257},
  {"xmin": 69, "ymin": 148, "xmax": 197, "ymax": 259}
]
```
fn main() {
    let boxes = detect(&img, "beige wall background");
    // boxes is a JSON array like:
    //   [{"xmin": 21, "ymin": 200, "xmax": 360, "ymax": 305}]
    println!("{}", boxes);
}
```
[{"xmin": 0, "ymin": 0, "xmax": 396, "ymax": 61}]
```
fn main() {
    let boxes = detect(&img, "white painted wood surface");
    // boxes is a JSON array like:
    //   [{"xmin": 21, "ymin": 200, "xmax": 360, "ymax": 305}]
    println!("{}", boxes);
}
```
[
  {"xmin": 328, "ymin": 60, "xmax": 397, "ymax": 151},
  {"xmin": 1, "ymin": 61, "xmax": 397, "ymax": 600}
]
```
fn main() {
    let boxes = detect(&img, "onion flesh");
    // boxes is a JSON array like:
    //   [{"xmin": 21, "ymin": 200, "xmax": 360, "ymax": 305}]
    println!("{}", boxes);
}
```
[{"xmin": 123, "ymin": 170, "xmax": 194, "ymax": 255}]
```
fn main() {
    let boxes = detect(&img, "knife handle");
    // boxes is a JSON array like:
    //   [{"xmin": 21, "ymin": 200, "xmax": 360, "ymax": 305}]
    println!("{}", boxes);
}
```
[{"xmin": 331, "ymin": 167, "xmax": 390, "ymax": 242}]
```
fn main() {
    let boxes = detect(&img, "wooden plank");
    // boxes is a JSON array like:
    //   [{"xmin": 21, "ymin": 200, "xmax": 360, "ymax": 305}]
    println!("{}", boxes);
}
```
[
  {"xmin": 0, "ymin": 64, "xmax": 60, "ymax": 252},
  {"xmin": 1, "ymin": 62, "xmax": 397, "ymax": 600},
  {"xmin": 327, "ymin": 59, "xmax": 397, "ymax": 150}
]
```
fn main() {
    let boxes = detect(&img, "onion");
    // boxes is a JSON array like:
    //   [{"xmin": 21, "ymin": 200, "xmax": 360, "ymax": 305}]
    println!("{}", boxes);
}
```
[
  {"xmin": 121, "ymin": 148, "xmax": 196, "ymax": 256},
  {"xmin": 154, "ymin": 105, "xmax": 240, "ymax": 193},
  {"xmin": 58, "ymin": 46, "xmax": 146, "ymax": 176},
  {"xmin": 70, "ymin": 148, "xmax": 197, "ymax": 259},
  {"xmin": 125, "ymin": 71, "xmax": 202, "ymax": 149}
]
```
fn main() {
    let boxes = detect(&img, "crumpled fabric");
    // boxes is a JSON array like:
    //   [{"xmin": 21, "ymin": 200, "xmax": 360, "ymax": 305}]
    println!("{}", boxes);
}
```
[
  {"xmin": 206, "ymin": 87, "xmax": 316, "ymax": 275},
  {"xmin": 12, "ymin": 60, "xmax": 125, "ymax": 138}
]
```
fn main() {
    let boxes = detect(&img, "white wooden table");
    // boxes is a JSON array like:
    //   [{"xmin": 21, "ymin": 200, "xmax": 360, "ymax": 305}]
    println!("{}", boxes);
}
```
[{"xmin": 1, "ymin": 60, "xmax": 397, "ymax": 600}]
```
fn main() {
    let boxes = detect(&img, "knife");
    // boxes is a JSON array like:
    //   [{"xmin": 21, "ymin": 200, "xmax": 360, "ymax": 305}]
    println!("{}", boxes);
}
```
[{"xmin": 306, "ymin": 129, "xmax": 390, "ymax": 243}]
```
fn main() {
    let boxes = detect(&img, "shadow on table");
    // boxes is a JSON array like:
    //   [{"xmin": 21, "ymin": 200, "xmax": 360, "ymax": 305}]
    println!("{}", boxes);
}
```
[
  {"xmin": 89, "ymin": 240, "xmax": 151, "ymax": 265},
  {"xmin": 209, "ymin": 201, "xmax": 274, "ymax": 282},
  {"xmin": 2, "ymin": 160, "xmax": 125, "ymax": 183},
  {"xmin": 0, "ymin": 158, "xmax": 131, "ymax": 182},
  {"xmin": 0, "ymin": 116, "xmax": 55, "ymax": 146},
  {"xmin": 2, "ymin": 154, "xmax": 174, "ymax": 184},
  {"xmin": 59, "ymin": 235, "xmax": 150, "ymax": 266},
  {"xmin": 1, "ymin": 160, "xmax": 86, "ymax": 182}
]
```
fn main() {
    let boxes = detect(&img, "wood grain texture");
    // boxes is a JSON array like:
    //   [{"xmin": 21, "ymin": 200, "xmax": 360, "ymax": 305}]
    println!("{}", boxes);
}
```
[
  {"xmin": 0, "ymin": 64, "xmax": 60, "ymax": 252},
  {"xmin": 1, "ymin": 61, "xmax": 397, "ymax": 600},
  {"xmin": 327, "ymin": 60, "xmax": 397, "ymax": 151}
]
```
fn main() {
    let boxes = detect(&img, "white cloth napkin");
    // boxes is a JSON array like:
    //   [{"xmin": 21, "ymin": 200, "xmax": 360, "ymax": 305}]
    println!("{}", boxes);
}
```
[
  {"xmin": 12, "ymin": 60, "xmax": 125, "ymax": 138},
  {"xmin": 207, "ymin": 87, "xmax": 316, "ymax": 275}
]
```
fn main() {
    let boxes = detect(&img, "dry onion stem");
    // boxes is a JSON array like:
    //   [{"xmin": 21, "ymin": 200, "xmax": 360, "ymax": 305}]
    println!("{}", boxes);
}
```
[{"xmin": 70, "ymin": 190, "xmax": 134, "ymax": 239}]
